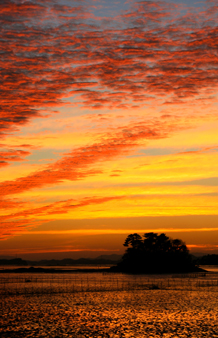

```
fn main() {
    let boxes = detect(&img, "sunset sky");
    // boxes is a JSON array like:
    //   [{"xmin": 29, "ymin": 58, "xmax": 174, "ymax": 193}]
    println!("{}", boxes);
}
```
[{"xmin": 1, "ymin": 0, "xmax": 218, "ymax": 260}]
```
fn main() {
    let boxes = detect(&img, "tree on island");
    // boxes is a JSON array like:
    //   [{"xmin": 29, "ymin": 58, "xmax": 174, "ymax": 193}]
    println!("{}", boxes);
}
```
[{"xmin": 112, "ymin": 232, "xmax": 199, "ymax": 273}]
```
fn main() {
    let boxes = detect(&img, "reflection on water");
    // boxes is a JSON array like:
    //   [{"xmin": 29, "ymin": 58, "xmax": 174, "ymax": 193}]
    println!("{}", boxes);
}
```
[
  {"xmin": 0, "ymin": 271, "xmax": 218, "ymax": 337},
  {"xmin": 201, "ymin": 265, "xmax": 218, "ymax": 272}
]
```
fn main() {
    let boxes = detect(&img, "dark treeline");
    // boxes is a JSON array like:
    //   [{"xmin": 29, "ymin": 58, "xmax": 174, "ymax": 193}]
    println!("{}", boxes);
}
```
[
  {"xmin": 196, "ymin": 254, "xmax": 218, "ymax": 265},
  {"xmin": 111, "ymin": 232, "xmax": 202, "ymax": 274}
]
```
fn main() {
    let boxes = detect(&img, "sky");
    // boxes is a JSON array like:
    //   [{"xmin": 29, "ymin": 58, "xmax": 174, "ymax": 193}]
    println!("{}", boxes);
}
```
[{"xmin": 0, "ymin": 0, "xmax": 218, "ymax": 260}]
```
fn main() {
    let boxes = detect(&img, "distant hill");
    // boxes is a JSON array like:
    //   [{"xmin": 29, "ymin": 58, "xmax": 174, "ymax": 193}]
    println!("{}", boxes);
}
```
[
  {"xmin": 0, "ymin": 255, "xmax": 16, "ymax": 260},
  {"xmin": 0, "ymin": 258, "xmax": 28, "ymax": 266},
  {"xmin": 0, "ymin": 254, "xmax": 122, "ymax": 267},
  {"xmin": 190, "ymin": 252, "xmax": 208, "ymax": 258}
]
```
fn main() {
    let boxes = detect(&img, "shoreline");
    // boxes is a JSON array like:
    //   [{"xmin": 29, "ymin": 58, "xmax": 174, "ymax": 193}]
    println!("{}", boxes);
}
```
[
  {"xmin": 0, "ymin": 266, "xmax": 206, "ymax": 274},
  {"xmin": 0, "ymin": 266, "xmax": 111, "ymax": 273}
]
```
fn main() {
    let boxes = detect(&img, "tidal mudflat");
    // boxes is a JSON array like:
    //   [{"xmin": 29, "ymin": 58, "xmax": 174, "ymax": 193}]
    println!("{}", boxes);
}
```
[{"xmin": 1, "ymin": 272, "xmax": 218, "ymax": 338}]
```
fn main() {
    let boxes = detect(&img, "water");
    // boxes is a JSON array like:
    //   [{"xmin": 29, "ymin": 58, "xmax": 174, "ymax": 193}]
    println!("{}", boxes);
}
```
[
  {"xmin": 201, "ymin": 265, "xmax": 218, "ymax": 272},
  {"xmin": 1, "ymin": 271, "xmax": 218, "ymax": 337}
]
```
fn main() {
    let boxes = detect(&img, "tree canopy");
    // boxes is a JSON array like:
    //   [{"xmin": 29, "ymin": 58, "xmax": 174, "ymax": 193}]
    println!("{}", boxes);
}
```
[{"xmin": 114, "ymin": 232, "xmax": 197, "ymax": 273}]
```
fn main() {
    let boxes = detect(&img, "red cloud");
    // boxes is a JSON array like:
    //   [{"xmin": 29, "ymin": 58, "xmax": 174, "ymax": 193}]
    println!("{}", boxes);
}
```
[
  {"xmin": 0, "ymin": 219, "xmax": 49, "ymax": 240},
  {"xmin": 0, "ymin": 149, "xmax": 30, "ymax": 167},
  {"xmin": 0, "ymin": 0, "xmax": 217, "ymax": 136},
  {"xmin": 0, "ymin": 195, "xmax": 124, "ymax": 239}
]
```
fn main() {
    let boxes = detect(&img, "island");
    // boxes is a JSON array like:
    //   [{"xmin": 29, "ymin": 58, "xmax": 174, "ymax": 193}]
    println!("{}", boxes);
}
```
[{"xmin": 110, "ymin": 232, "xmax": 203, "ymax": 274}]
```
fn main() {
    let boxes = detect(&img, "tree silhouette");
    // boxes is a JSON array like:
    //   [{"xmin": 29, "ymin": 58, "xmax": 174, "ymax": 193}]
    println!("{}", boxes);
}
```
[{"xmin": 114, "ymin": 232, "xmax": 197, "ymax": 273}]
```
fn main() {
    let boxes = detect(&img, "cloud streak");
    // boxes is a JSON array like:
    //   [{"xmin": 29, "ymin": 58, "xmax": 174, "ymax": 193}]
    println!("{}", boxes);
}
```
[
  {"xmin": 0, "ymin": 116, "xmax": 173, "ymax": 196},
  {"xmin": 0, "ymin": 195, "xmax": 124, "ymax": 239}
]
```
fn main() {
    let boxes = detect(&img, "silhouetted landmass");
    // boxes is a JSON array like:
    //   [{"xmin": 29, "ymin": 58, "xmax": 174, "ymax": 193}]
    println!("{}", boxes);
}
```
[
  {"xmin": 110, "ymin": 232, "xmax": 203, "ymax": 274},
  {"xmin": 96, "ymin": 254, "xmax": 122, "ymax": 261},
  {"xmin": 197, "ymin": 254, "xmax": 218, "ymax": 265},
  {"xmin": 0, "ymin": 255, "xmax": 122, "ymax": 267}
]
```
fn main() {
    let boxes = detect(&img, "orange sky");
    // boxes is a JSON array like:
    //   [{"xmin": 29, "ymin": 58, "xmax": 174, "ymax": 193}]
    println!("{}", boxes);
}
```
[{"xmin": 0, "ymin": 0, "xmax": 218, "ymax": 259}]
